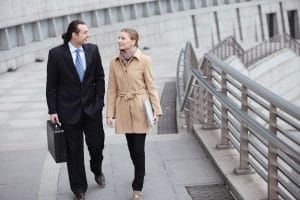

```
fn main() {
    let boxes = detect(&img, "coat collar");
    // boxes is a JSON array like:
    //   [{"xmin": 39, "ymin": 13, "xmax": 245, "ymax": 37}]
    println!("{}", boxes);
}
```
[{"xmin": 114, "ymin": 48, "xmax": 142, "ymax": 61}]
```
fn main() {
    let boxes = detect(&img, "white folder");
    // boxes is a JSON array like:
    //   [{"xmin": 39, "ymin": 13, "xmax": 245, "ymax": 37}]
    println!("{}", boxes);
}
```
[{"xmin": 144, "ymin": 99, "xmax": 154, "ymax": 127}]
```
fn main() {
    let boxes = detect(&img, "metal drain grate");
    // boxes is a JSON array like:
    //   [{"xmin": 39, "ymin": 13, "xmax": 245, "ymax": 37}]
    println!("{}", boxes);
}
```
[
  {"xmin": 186, "ymin": 184, "xmax": 235, "ymax": 200},
  {"xmin": 157, "ymin": 81, "xmax": 178, "ymax": 134}
]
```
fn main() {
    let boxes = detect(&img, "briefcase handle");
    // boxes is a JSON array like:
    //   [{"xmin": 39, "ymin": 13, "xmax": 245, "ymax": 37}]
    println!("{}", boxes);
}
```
[
  {"xmin": 55, "ymin": 123, "xmax": 64, "ymax": 132},
  {"xmin": 48, "ymin": 120, "xmax": 64, "ymax": 133},
  {"xmin": 54, "ymin": 123, "xmax": 60, "ymax": 130}
]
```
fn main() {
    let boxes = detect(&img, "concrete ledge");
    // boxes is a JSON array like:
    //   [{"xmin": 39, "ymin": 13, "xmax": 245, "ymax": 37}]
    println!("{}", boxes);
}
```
[{"xmin": 192, "ymin": 124, "xmax": 267, "ymax": 200}]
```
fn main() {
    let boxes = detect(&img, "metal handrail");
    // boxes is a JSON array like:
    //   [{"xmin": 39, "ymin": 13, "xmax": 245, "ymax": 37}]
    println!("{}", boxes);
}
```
[
  {"xmin": 205, "ymin": 53, "xmax": 300, "ymax": 153},
  {"xmin": 177, "ymin": 40, "xmax": 300, "ymax": 199},
  {"xmin": 176, "ymin": 48, "xmax": 185, "ymax": 106},
  {"xmin": 189, "ymin": 54, "xmax": 300, "ymax": 162},
  {"xmin": 177, "ymin": 42, "xmax": 199, "ymax": 113},
  {"xmin": 241, "ymin": 33, "xmax": 300, "ymax": 67},
  {"xmin": 202, "ymin": 54, "xmax": 300, "ymax": 199},
  {"xmin": 208, "ymin": 35, "xmax": 244, "ymax": 60},
  {"xmin": 206, "ymin": 52, "xmax": 300, "ymax": 119},
  {"xmin": 207, "ymin": 33, "xmax": 300, "ymax": 68}
]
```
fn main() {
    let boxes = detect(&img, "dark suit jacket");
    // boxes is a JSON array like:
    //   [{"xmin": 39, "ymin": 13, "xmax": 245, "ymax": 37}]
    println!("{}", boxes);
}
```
[{"xmin": 46, "ymin": 43, "xmax": 105, "ymax": 125}]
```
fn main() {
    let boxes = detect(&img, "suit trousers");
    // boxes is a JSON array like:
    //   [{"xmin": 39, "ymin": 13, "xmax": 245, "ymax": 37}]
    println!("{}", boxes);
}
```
[
  {"xmin": 125, "ymin": 134, "xmax": 146, "ymax": 191},
  {"xmin": 62, "ymin": 110, "xmax": 105, "ymax": 194}
]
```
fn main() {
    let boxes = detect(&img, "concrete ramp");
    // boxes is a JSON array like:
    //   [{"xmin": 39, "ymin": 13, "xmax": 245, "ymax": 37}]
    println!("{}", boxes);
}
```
[{"xmin": 0, "ymin": 46, "xmax": 230, "ymax": 200}]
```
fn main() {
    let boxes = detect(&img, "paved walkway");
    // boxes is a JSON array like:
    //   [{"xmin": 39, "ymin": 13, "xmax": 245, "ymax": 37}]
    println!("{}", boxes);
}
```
[{"xmin": 0, "ymin": 47, "xmax": 223, "ymax": 200}]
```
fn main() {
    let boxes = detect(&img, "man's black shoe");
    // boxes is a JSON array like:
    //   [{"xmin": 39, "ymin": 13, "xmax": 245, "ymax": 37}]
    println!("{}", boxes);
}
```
[
  {"xmin": 74, "ymin": 192, "xmax": 85, "ymax": 200},
  {"xmin": 95, "ymin": 173, "xmax": 106, "ymax": 188}
]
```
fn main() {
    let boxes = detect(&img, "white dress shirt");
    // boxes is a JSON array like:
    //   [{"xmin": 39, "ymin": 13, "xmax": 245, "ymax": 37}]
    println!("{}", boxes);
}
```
[{"xmin": 68, "ymin": 42, "xmax": 87, "ymax": 71}]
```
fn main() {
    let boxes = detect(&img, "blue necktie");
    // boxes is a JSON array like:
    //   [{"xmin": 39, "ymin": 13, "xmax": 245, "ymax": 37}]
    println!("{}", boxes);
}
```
[{"xmin": 75, "ymin": 49, "xmax": 84, "ymax": 82}]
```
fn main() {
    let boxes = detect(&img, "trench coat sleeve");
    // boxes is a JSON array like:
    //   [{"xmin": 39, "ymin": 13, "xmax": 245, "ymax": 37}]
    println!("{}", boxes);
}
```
[
  {"xmin": 106, "ymin": 61, "xmax": 117, "ymax": 118},
  {"xmin": 143, "ymin": 57, "xmax": 162, "ymax": 116}
]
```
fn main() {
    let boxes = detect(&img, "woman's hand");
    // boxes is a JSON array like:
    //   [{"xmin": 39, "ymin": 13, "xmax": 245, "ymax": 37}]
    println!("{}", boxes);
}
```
[
  {"xmin": 153, "ymin": 115, "xmax": 160, "ymax": 123},
  {"xmin": 106, "ymin": 117, "xmax": 114, "ymax": 128}
]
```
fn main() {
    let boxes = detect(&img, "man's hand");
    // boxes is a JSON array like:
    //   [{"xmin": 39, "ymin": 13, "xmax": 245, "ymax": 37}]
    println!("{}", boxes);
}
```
[{"xmin": 50, "ymin": 114, "xmax": 59, "ymax": 124}]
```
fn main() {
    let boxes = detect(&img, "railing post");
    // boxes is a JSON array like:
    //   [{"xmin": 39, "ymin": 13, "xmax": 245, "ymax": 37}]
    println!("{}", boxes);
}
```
[
  {"xmin": 196, "ymin": 61, "xmax": 208, "ymax": 126},
  {"xmin": 259, "ymin": 43, "xmax": 262, "ymax": 60},
  {"xmin": 255, "ymin": 45, "xmax": 258, "ymax": 62},
  {"xmin": 183, "ymin": 76, "xmax": 193, "ymax": 132},
  {"xmin": 241, "ymin": 52, "xmax": 245, "ymax": 65},
  {"xmin": 193, "ymin": 81, "xmax": 206, "ymax": 125},
  {"xmin": 268, "ymin": 103, "xmax": 279, "ymax": 200},
  {"xmin": 251, "ymin": 47, "xmax": 254, "ymax": 66},
  {"xmin": 234, "ymin": 85, "xmax": 255, "ymax": 175},
  {"xmin": 247, "ymin": 51, "xmax": 250, "ymax": 67},
  {"xmin": 216, "ymin": 71, "xmax": 233, "ymax": 149},
  {"xmin": 203, "ymin": 63, "xmax": 216, "ymax": 129},
  {"xmin": 284, "ymin": 34, "xmax": 288, "ymax": 48},
  {"xmin": 187, "ymin": 80, "xmax": 205, "ymax": 132},
  {"xmin": 264, "ymin": 41, "xmax": 267, "ymax": 57},
  {"xmin": 187, "ymin": 86, "xmax": 196, "ymax": 132},
  {"xmin": 184, "ymin": 104, "xmax": 191, "ymax": 131}
]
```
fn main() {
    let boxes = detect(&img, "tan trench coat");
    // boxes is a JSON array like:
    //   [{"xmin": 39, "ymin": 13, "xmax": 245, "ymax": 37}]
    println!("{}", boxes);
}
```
[{"xmin": 106, "ymin": 49, "xmax": 162, "ymax": 133}]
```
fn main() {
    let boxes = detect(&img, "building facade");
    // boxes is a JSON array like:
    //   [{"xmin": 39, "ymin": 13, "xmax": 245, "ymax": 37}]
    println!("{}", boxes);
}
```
[{"xmin": 0, "ymin": 0, "xmax": 299, "ymax": 73}]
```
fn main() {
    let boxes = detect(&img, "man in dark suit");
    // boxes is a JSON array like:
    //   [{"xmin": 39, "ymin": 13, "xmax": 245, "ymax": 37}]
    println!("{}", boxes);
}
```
[{"xmin": 46, "ymin": 20, "xmax": 105, "ymax": 200}]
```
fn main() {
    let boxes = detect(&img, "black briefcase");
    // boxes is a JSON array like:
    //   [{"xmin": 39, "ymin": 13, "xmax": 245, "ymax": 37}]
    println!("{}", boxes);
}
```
[{"xmin": 46, "ymin": 120, "xmax": 67, "ymax": 163}]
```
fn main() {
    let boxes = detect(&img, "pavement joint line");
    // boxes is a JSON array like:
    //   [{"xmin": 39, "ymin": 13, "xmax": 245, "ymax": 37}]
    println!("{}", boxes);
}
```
[
  {"xmin": 0, "ymin": 143, "xmax": 46, "ymax": 152},
  {"xmin": 37, "ymin": 153, "xmax": 60, "ymax": 200}
]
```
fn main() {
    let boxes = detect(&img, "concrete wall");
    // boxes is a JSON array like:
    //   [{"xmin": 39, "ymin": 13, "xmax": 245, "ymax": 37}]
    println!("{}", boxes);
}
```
[
  {"xmin": 282, "ymin": 0, "xmax": 300, "ymax": 38},
  {"xmin": 1, "ymin": 0, "xmax": 300, "ymax": 73},
  {"xmin": 0, "ymin": 0, "xmax": 153, "ymax": 28}
]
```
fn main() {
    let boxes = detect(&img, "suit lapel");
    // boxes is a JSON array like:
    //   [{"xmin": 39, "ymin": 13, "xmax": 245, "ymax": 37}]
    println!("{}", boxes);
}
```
[{"xmin": 82, "ymin": 44, "xmax": 92, "ymax": 82}]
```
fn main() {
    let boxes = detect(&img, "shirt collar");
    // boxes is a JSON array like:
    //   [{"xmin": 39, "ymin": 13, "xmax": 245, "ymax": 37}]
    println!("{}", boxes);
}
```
[{"xmin": 68, "ymin": 42, "xmax": 83, "ymax": 53}]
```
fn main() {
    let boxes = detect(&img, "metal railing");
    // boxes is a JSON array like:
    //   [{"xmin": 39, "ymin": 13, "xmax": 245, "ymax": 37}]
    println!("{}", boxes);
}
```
[
  {"xmin": 176, "ymin": 42, "xmax": 199, "ymax": 109},
  {"xmin": 176, "ymin": 41, "xmax": 300, "ymax": 199},
  {"xmin": 209, "ymin": 35, "xmax": 244, "ymax": 61},
  {"xmin": 207, "ymin": 33, "xmax": 300, "ymax": 68},
  {"xmin": 241, "ymin": 34, "xmax": 300, "ymax": 67}
]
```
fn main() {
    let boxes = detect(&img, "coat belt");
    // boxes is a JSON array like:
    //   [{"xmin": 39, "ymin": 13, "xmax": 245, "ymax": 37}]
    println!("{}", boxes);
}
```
[{"xmin": 118, "ymin": 89, "xmax": 147, "ymax": 101}]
